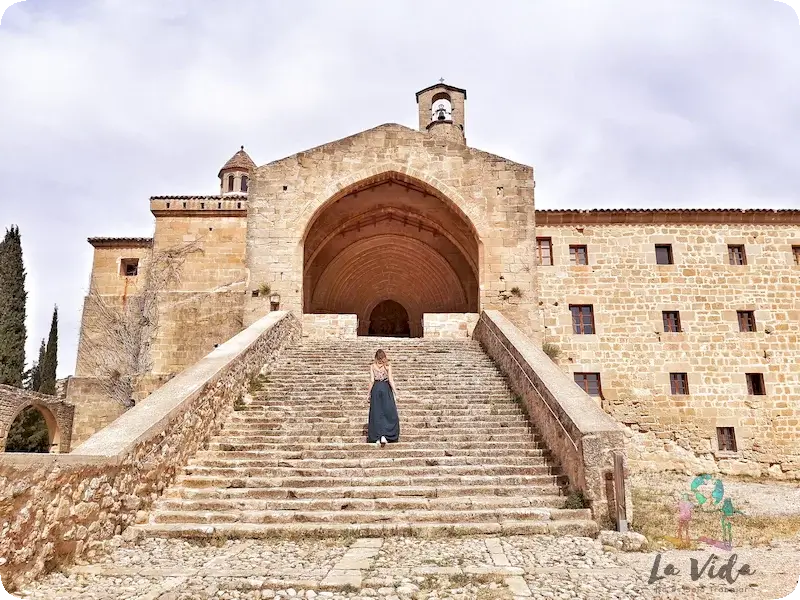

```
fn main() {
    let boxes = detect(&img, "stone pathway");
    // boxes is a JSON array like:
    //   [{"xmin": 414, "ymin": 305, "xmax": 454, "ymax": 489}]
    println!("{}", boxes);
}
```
[{"xmin": 17, "ymin": 534, "xmax": 800, "ymax": 599}]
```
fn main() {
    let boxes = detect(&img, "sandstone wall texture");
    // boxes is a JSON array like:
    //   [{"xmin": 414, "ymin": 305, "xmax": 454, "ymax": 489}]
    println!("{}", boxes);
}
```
[
  {"xmin": 64, "ymin": 378, "xmax": 127, "ymax": 448},
  {"xmin": 423, "ymin": 313, "xmax": 479, "ymax": 338},
  {"xmin": 535, "ymin": 216, "xmax": 800, "ymax": 479},
  {"xmin": 302, "ymin": 314, "xmax": 358, "ymax": 339},
  {"xmin": 0, "ymin": 312, "xmax": 300, "ymax": 592},
  {"xmin": 0, "ymin": 385, "xmax": 75, "ymax": 453},
  {"xmin": 473, "ymin": 311, "xmax": 630, "ymax": 527}
]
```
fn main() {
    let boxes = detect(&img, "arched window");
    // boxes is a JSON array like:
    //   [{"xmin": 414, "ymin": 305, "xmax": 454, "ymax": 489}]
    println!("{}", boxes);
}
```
[
  {"xmin": 241, "ymin": 175, "xmax": 249, "ymax": 193},
  {"xmin": 431, "ymin": 92, "xmax": 452, "ymax": 122},
  {"xmin": 227, "ymin": 174, "xmax": 234, "ymax": 192}
]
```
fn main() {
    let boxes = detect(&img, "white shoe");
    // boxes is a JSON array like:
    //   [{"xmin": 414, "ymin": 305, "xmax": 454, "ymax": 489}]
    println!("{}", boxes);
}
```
[
  {"xmin": 380, "ymin": 436, "xmax": 387, "ymax": 447},
  {"xmin": 375, "ymin": 439, "xmax": 381, "ymax": 448}
]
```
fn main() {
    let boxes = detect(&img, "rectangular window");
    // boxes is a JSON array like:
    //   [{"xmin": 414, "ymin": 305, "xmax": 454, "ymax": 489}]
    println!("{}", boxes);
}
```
[
  {"xmin": 120, "ymin": 258, "xmax": 139, "ymax": 277},
  {"xmin": 669, "ymin": 372, "xmax": 689, "ymax": 395},
  {"xmin": 574, "ymin": 372, "xmax": 602, "ymax": 397},
  {"xmin": 662, "ymin": 311, "xmax": 682, "ymax": 333},
  {"xmin": 727, "ymin": 244, "xmax": 747, "ymax": 265},
  {"xmin": 737, "ymin": 310, "xmax": 756, "ymax": 332},
  {"xmin": 746, "ymin": 373, "xmax": 766, "ymax": 396},
  {"xmin": 569, "ymin": 245, "xmax": 588, "ymax": 265},
  {"xmin": 570, "ymin": 305, "xmax": 595, "ymax": 334},
  {"xmin": 793, "ymin": 246, "xmax": 800, "ymax": 265},
  {"xmin": 717, "ymin": 427, "xmax": 737, "ymax": 452},
  {"xmin": 655, "ymin": 244, "xmax": 674, "ymax": 265},
  {"xmin": 537, "ymin": 237, "xmax": 553, "ymax": 266}
]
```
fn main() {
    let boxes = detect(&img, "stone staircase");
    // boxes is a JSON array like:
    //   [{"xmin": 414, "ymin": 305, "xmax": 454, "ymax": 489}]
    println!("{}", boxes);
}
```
[{"xmin": 135, "ymin": 338, "xmax": 598, "ymax": 539}]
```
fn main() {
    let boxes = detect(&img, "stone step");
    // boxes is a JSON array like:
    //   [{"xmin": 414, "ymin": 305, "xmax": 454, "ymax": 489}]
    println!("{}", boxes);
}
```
[
  {"xmin": 219, "ymin": 425, "xmax": 532, "ymax": 435},
  {"xmin": 209, "ymin": 433, "xmax": 540, "ymax": 444},
  {"xmin": 133, "ymin": 519, "xmax": 599, "ymax": 539},
  {"xmin": 229, "ymin": 408, "xmax": 524, "ymax": 418},
  {"xmin": 193, "ymin": 447, "xmax": 551, "ymax": 460},
  {"xmin": 181, "ymin": 463, "xmax": 557, "ymax": 479},
  {"xmin": 188, "ymin": 454, "xmax": 551, "ymax": 469},
  {"xmin": 209, "ymin": 440, "xmax": 549, "ymax": 451},
  {"xmin": 175, "ymin": 473, "xmax": 566, "ymax": 489},
  {"xmin": 153, "ymin": 494, "xmax": 570, "ymax": 513},
  {"xmin": 149, "ymin": 505, "xmax": 590, "ymax": 526},
  {"xmin": 162, "ymin": 483, "xmax": 566, "ymax": 501}
]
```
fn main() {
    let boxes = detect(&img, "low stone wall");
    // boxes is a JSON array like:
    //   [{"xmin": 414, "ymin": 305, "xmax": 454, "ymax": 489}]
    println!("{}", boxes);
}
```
[
  {"xmin": 302, "ymin": 313, "xmax": 358, "ymax": 339},
  {"xmin": 0, "ymin": 385, "xmax": 75, "ymax": 453},
  {"xmin": 473, "ymin": 310, "xmax": 631, "ymax": 526},
  {"xmin": 0, "ymin": 311, "xmax": 301, "ymax": 592},
  {"xmin": 423, "ymin": 313, "xmax": 479, "ymax": 338}
]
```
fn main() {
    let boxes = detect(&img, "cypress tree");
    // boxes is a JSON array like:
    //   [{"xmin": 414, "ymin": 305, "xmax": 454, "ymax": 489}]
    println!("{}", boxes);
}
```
[
  {"xmin": 39, "ymin": 306, "xmax": 58, "ymax": 396},
  {"xmin": 26, "ymin": 338, "xmax": 46, "ymax": 391},
  {"xmin": 0, "ymin": 226, "xmax": 27, "ymax": 387}
]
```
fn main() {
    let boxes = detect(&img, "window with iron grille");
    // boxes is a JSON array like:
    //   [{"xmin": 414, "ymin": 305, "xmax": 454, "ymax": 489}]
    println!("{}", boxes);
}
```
[
  {"xmin": 570, "ymin": 305, "xmax": 595, "ymax": 334},
  {"xmin": 670, "ymin": 372, "xmax": 689, "ymax": 395},
  {"xmin": 574, "ymin": 372, "xmax": 602, "ymax": 397},
  {"xmin": 569, "ymin": 245, "xmax": 588, "ymax": 265},
  {"xmin": 737, "ymin": 310, "xmax": 756, "ymax": 332},
  {"xmin": 793, "ymin": 246, "xmax": 800, "ymax": 265},
  {"xmin": 746, "ymin": 373, "xmax": 766, "ymax": 396},
  {"xmin": 655, "ymin": 244, "xmax": 674, "ymax": 265},
  {"xmin": 717, "ymin": 427, "xmax": 737, "ymax": 452},
  {"xmin": 537, "ymin": 238, "xmax": 553, "ymax": 266},
  {"xmin": 662, "ymin": 311, "xmax": 682, "ymax": 333},
  {"xmin": 728, "ymin": 244, "xmax": 747, "ymax": 265}
]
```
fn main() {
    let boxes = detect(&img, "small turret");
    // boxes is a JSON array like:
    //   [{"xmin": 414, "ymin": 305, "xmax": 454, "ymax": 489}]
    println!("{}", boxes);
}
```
[
  {"xmin": 415, "ymin": 80, "xmax": 467, "ymax": 144},
  {"xmin": 219, "ymin": 146, "xmax": 256, "ymax": 195}
]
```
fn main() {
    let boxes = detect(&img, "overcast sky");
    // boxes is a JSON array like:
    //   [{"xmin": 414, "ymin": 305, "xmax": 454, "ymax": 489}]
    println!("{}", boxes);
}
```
[{"xmin": 0, "ymin": 0, "xmax": 798, "ymax": 378}]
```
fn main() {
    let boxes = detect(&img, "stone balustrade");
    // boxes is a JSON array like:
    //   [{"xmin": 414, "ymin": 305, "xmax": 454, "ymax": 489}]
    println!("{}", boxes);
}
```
[
  {"xmin": 473, "ymin": 310, "xmax": 631, "ymax": 526},
  {"xmin": 0, "ymin": 311, "xmax": 301, "ymax": 592}
]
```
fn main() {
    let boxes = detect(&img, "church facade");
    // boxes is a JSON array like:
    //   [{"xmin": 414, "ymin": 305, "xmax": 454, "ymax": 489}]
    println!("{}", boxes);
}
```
[{"xmin": 69, "ymin": 82, "xmax": 800, "ymax": 479}]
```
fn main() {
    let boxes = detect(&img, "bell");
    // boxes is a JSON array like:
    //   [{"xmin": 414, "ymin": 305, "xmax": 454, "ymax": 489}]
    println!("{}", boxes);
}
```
[{"xmin": 436, "ymin": 104, "xmax": 447, "ymax": 121}]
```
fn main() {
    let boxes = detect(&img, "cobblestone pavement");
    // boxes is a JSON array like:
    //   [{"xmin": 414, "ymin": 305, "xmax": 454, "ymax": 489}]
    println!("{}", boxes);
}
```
[{"xmin": 16, "ymin": 534, "xmax": 800, "ymax": 600}]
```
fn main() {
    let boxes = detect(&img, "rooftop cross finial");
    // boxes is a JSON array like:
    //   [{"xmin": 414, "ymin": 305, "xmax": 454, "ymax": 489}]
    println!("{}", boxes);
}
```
[
  {"xmin": 438, "ymin": 77, "xmax": 445, "ymax": 83},
  {"xmin": 240, "ymin": 145, "xmax": 244, "ymax": 151}
]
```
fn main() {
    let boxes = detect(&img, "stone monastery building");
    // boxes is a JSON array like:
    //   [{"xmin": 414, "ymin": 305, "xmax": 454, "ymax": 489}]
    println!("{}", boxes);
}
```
[{"xmin": 70, "ymin": 82, "xmax": 799, "ymax": 479}]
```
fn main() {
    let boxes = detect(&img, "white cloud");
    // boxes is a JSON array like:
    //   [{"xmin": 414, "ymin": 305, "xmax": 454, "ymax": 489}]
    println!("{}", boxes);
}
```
[{"xmin": 0, "ymin": 0, "xmax": 798, "ymax": 376}]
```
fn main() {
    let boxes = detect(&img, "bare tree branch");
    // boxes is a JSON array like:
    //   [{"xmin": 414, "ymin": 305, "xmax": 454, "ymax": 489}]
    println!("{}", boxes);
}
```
[{"xmin": 80, "ymin": 241, "xmax": 202, "ymax": 408}]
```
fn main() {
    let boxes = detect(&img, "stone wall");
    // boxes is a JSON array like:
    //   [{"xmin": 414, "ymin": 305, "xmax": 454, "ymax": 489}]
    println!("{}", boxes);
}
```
[
  {"xmin": 0, "ymin": 312, "xmax": 301, "ymax": 592},
  {"xmin": 64, "ymin": 378, "xmax": 127, "ymax": 448},
  {"xmin": 473, "ymin": 310, "xmax": 630, "ymax": 526},
  {"xmin": 244, "ymin": 123, "xmax": 539, "ymax": 337},
  {"xmin": 423, "ymin": 313, "xmax": 479, "ymax": 338},
  {"xmin": 302, "ymin": 314, "xmax": 358, "ymax": 339},
  {"xmin": 0, "ymin": 386, "xmax": 75, "ymax": 453},
  {"xmin": 535, "ymin": 218, "xmax": 800, "ymax": 479}
]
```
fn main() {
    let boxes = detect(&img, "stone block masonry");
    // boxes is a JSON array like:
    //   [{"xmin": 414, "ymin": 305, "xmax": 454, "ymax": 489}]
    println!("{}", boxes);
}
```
[
  {"xmin": 0, "ymin": 385, "xmax": 75, "ymax": 453},
  {"xmin": 0, "ymin": 311, "xmax": 301, "ymax": 592},
  {"xmin": 302, "ymin": 313, "xmax": 358, "ymax": 339},
  {"xmin": 423, "ymin": 313, "xmax": 479, "ymax": 338}
]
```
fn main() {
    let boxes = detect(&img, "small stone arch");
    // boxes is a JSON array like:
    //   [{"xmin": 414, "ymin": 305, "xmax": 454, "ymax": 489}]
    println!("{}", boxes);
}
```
[{"xmin": 0, "ymin": 384, "xmax": 75, "ymax": 453}]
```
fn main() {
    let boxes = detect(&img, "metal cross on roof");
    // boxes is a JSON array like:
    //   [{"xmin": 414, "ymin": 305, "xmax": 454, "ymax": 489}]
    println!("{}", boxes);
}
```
[{"xmin": 438, "ymin": 77, "xmax": 445, "ymax": 83}]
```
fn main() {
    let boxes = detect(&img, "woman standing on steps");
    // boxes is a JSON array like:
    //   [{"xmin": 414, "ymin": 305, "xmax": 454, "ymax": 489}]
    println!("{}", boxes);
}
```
[{"xmin": 367, "ymin": 349, "xmax": 400, "ymax": 448}]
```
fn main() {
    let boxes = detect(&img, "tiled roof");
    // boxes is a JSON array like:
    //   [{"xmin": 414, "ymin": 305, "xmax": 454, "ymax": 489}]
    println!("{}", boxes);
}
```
[
  {"xmin": 535, "ymin": 208, "xmax": 800, "ymax": 225},
  {"xmin": 88, "ymin": 237, "xmax": 153, "ymax": 248},
  {"xmin": 218, "ymin": 146, "xmax": 256, "ymax": 177}
]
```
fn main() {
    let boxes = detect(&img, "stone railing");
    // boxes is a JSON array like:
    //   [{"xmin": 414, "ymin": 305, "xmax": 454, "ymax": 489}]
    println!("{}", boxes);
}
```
[
  {"xmin": 0, "ymin": 386, "xmax": 75, "ymax": 453},
  {"xmin": 302, "ymin": 313, "xmax": 358, "ymax": 339},
  {"xmin": 473, "ymin": 310, "xmax": 631, "ymax": 526},
  {"xmin": 0, "ymin": 311, "xmax": 301, "ymax": 592},
  {"xmin": 423, "ymin": 313, "xmax": 479, "ymax": 338}
]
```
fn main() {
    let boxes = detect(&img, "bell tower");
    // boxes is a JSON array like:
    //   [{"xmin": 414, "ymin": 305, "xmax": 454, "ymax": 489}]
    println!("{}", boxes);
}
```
[{"xmin": 415, "ymin": 80, "xmax": 467, "ymax": 144}]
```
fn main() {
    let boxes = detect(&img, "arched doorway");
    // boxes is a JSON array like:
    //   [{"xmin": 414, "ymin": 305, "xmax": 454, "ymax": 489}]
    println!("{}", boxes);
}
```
[
  {"xmin": 368, "ymin": 300, "xmax": 410, "ymax": 337},
  {"xmin": 303, "ymin": 172, "xmax": 480, "ymax": 337}
]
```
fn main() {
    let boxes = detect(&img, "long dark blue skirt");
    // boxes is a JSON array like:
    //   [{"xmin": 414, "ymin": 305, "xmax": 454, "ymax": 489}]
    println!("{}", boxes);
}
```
[{"xmin": 367, "ymin": 380, "xmax": 400, "ymax": 443}]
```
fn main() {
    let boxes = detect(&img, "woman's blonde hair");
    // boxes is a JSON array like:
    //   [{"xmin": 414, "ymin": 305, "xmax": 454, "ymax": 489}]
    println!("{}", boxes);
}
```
[{"xmin": 374, "ymin": 349, "xmax": 388, "ymax": 365}]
